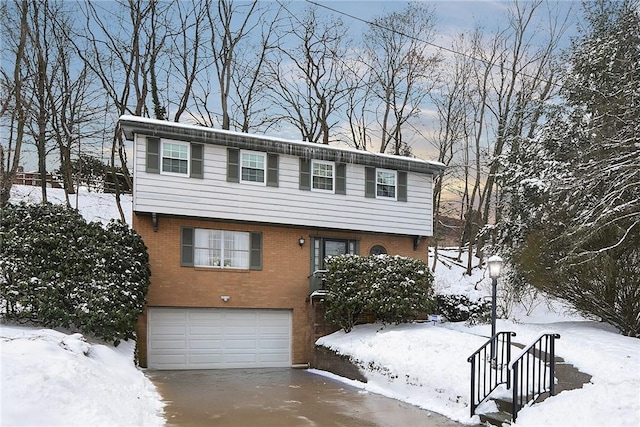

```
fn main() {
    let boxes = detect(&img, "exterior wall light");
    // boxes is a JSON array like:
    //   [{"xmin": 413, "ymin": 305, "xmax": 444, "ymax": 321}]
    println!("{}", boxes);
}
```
[{"xmin": 298, "ymin": 236, "xmax": 305, "ymax": 247}]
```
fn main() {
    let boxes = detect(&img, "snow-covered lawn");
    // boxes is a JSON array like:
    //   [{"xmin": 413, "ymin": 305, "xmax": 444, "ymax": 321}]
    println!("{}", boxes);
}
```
[{"xmin": 3, "ymin": 185, "xmax": 639, "ymax": 426}]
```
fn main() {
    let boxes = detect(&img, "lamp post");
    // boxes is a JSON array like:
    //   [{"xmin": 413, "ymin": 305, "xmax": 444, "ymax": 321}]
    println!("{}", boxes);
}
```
[{"xmin": 487, "ymin": 255, "xmax": 503, "ymax": 361}]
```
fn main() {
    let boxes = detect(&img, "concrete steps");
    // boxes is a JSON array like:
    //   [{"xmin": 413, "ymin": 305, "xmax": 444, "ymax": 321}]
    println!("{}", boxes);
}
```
[{"xmin": 477, "ymin": 350, "xmax": 592, "ymax": 426}]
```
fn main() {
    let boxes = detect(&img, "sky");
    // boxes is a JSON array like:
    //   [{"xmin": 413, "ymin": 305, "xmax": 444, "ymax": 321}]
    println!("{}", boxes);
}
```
[{"xmin": 3, "ymin": 184, "xmax": 639, "ymax": 426}]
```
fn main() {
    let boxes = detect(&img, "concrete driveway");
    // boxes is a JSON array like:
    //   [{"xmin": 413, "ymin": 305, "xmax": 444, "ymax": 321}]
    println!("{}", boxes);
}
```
[{"xmin": 147, "ymin": 368, "xmax": 466, "ymax": 426}]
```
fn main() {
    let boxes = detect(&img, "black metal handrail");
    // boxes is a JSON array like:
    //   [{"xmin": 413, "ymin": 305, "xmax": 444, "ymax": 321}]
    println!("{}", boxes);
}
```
[
  {"xmin": 510, "ymin": 333, "xmax": 561, "ymax": 421},
  {"xmin": 467, "ymin": 331, "xmax": 516, "ymax": 417}
]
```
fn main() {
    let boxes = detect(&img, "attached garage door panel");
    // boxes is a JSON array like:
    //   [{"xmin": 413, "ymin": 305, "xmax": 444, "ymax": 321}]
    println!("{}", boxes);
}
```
[{"xmin": 148, "ymin": 308, "xmax": 292, "ymax": 370}]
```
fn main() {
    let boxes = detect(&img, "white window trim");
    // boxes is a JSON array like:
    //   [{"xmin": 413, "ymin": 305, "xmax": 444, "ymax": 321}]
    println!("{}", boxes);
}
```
[
  {"xmin": 194, "ymin": 228, "xmax": 250, "ymax": 269},
  {"xmin": 311, "ymin": 159, "xmax": 335, "ymax": 193},
  {"xmin": 161, "ymin": 139, "xmax": 190, "ymax": 177},
  {"xmin": 376, "ymin": 168, "xmax": 397, "ymax": 200},
  {"xmin": 239, "ymin": 150, "xmax": 267, "ymax": 186}
]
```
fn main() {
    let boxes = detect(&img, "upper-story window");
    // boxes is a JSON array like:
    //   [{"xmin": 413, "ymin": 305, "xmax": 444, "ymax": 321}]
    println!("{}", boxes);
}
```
[
  {"xmin": 312, "ymin": 160, "xmax": 334, "ymax": 192},
  {"xmin": 162, "ymin": 141, "xmax": 189, "ymax": 175},
  {"xmin": 365, "ymin": 167, "xmax": 407, "ymax": 202},
  {"xmin": 240, "ymin": 151, "xmax": 266, "ymax": 184},
  {"xmin": 145, "ymin": 137, "xmax": 203, "ymax": 178},
  {"xmin": 376, "ymin": 169, "xmax": 397, "ymax": 199},
  {"xmin": 227, "ymin": 148, "xmax": 278, "ymax": 187},
  {"xmin": 299, "ymin": 159, "xmax": 346, "ymax": 194}
]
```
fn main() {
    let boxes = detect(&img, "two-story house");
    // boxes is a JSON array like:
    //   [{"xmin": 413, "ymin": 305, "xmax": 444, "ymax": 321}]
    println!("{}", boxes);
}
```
[{"xmin": 119, "ymin": 115, "xmax": 444, "ymax": 370}]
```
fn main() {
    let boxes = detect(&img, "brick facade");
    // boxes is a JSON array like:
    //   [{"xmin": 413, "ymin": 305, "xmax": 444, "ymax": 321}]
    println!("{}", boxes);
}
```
[{"xmin": 134, "ymin": 212, "xmax": 429, "ymax": 367}]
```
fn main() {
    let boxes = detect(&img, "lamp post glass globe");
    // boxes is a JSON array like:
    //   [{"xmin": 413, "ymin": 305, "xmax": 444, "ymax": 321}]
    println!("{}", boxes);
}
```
[{"xmin": 487, "ymin": 255, "xmax": 503, "ymax": 279}]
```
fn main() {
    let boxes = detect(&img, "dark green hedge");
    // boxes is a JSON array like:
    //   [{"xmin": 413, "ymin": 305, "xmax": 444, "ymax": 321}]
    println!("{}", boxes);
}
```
[
  {"xmin": 323, "ymin": 254, "xmax": 435, "ymax": 332},
  {"xmin": 0, "ymin": 202, "xmax": 150, "ymax": 345}
]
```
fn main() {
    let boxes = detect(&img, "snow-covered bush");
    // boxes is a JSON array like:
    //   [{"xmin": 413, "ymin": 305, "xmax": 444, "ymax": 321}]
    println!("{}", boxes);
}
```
[
  {"xmin": 0, "ymin": 202, "xmax": 150, "ymax": 344},
  {"xmin": 434, "ymin": 294, "xmax": 490, "ymax": 325},
  {"xmin": 323, "ymin": 254, "xmax": 434, "ymax": 332}
]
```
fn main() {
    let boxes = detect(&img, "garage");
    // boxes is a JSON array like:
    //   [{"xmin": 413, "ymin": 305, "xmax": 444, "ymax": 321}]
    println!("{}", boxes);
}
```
[{"xmin": 147, "ymin": 307, "xmax": 292, "ymax": 370}]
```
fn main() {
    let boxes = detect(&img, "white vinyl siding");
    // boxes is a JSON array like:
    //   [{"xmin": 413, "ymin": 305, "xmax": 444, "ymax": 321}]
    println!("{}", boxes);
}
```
[
  {"xmin": 134, "ymin": 135, "xmax": 434, "ymax": 236},
  {"xmin": 147, "ymin": 308, "xmax": 292, "ymax": 370}
]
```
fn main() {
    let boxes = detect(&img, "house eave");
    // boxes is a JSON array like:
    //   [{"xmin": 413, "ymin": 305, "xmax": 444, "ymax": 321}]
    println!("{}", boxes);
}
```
[{"xmin": 118, "ymin": 115, "xmax": 445, "ymax": 175}]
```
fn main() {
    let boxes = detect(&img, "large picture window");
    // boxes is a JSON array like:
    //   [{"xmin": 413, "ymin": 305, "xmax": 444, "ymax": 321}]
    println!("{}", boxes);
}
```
[
  {"xmin": 312, "ymin": 160, "xmax": 334, "ymax": 191},
  {"xmin": 194, "ymin": 229, "xmax": 250, "ymax": 269},
  {"xmin": 241, "ymin": 151, "xmax": 266, "ymax": 184},
  {"xmin": 162, "ymin": 141, "xmax": 189, "ymax": 175},
  {"xmin": 376, "ymin": 169, "xmax": 397, "ymax": 199}
]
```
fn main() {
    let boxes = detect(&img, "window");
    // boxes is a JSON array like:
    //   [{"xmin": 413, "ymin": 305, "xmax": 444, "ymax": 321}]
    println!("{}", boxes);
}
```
[
  {"xmin": 146, "ymin": 138, "xmax": 203, "ymax": 178},
  {"xmin": 376, "ymin": 169, "xmax": 396, "ymax": 199},
  {"xmin": 193, "ymin": 229, "xmax": 250, "ymax": 269},
  {"xmin": 228, "ymin": 148, "xmax": 278, "ymax": 187},
  {"xmin": 299, "ymin": 159, "xmax": 345, "ymax": 194},
  {"xmin": 312, "ymin": 160, "xmax": 334, "ymax": 191},
  {"xmin": 162, "ymin": 142, "xmax": 189, "ymax": 175},
  {"xmin": 240, "ymin": 151, "xmax": 266, "ymax": 184},
  {"xmin": 369, "ymin": 245, "xmax": 387, "ymax": 255},
  {"xmin": 313, "ymin": 237, "xmax": 358, "ymax": 271},
  {"xmin": 365, "ymin": 167, "xmax": 407, "ymax": 201},
  {"xmin": 182, "ymin": 227, "xmax": 262, "ymax": 270}
]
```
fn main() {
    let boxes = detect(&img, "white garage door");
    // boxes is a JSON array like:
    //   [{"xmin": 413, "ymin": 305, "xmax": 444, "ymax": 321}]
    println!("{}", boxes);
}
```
[{"xmin": 147, "ymin": 308, "xmax": 292, "ymax": 370}]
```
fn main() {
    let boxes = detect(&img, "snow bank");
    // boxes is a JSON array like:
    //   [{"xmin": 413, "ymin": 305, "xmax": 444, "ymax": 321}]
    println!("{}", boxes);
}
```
[{"xmin": 0, "ymin": 325, "xmax": 164, "ymax": 426}]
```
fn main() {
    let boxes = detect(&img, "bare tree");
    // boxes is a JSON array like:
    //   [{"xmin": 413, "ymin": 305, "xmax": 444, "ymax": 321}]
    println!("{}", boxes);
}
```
[
  {"xmin": 0, "ymin": 0, "xmax": 28, "ymax": 206},
  {"xmin": 204, "ymin": 0, "xmax": 260, "ymax": 130},
  {"xmin": 230, "ymin": 5, "xmax": 283, "ymax": 132},
  {"xmin": 264, "ymin": 5, "xmax": 349, "ymax": 143},
  {"xmin": 71, "ymin": 0, "xmax": 173, "ymax": 221},
  {"xmin": 169, "ymin": 1, "xmax": 208, "ymax": 122},
  {"xmin": 428, "ymin": 34, "xmax": 475, "ymax": 271},
  {"xmin": 362, "ymin": 2, "xmax": 440, "ymax": 154}
]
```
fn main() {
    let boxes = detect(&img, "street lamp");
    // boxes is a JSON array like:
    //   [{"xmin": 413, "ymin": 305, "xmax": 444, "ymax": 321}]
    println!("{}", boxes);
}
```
[{"xmin": 487, "ymin": 255, "xmax": 503, "ymax": 361}]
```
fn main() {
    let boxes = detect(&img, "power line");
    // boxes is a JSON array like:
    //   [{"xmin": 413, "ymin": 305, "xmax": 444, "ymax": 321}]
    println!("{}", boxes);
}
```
[{"xmin": 302, "ymin": 0, "xmax": 566, "ymax": 89}]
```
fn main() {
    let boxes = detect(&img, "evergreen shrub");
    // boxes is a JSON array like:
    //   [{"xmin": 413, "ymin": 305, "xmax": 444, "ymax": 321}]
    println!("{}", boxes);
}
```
[
  {"xmin": 0, "ymin": 202, "xmax": 150, "ymax": 344},
  {"xmin": 323, "ymin": 254, "xmax": 434, "ymax": 332}
]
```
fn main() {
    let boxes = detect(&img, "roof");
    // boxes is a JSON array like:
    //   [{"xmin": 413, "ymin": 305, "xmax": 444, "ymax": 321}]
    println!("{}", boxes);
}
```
[{"xmin": 118, "ymin": 115, "xmax": 445, "ymax": 175}]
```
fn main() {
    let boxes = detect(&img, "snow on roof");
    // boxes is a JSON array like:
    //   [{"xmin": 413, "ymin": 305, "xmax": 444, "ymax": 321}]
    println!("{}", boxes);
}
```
[{"xmin": 118, "ymin": 115, "xmax": 445, "ymax": 175}]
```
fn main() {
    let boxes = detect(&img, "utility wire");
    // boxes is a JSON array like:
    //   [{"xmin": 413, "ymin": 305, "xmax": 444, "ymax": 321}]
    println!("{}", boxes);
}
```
[{"xmin": 303, "ymin": 0, "xmax": 565, "ymax": 89}]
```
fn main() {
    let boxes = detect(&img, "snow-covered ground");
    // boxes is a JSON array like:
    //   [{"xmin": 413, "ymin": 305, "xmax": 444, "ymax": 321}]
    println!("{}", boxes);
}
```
[
  {"xmin": 317, "ymin": 252, "xmax": 640, "ymax": 426},
  {"xmin": 0, "ymin": 325, "xmax": 164, "ymax": 426},
  {"xmin": 3, "ymin": 185, "xmax": 639, "ymax": 426}
]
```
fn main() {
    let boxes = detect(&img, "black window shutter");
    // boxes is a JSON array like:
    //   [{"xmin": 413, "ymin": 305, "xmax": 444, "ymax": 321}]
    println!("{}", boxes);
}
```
[
  {"xmin": 227, "ymin": 148, "xmax": 239, "ymax": 182},
  {"xmin": 181, "ymin": 227, "xmax": 194, "ymax": 267},
  {"xmin": 267, "ymin": 153, "xmax": 279, "ymax": 187},
  {"xmin": 146, "ymin": 137, "xmax": 160, "ymax": 173},
  {"xmin": 249, "ymin": 232, "xmax": 262, "ymax": 270},
  {"xmin": 191, "ymin": 143, "xmax": 204, "ymax": 178},
  {"xmin": 398, "ymin": 171, "xmax": 407, "ymax": 202},
  {"xmin": 336, "ymin": 163, "xmax": 346, "ymax": 195},
  {"xmin": 365, "ymin": 167, "xmax": 376, "ymax": 198},
  {"xmin": 299, "ymin": 158, "xmax": 311, "ymax": 190}
]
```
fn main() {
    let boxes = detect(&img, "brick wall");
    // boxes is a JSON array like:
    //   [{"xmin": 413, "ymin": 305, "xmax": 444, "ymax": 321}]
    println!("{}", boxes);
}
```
[{"xmin": 134, "ymin": 212, "xmax": 429, "ymax": 367}]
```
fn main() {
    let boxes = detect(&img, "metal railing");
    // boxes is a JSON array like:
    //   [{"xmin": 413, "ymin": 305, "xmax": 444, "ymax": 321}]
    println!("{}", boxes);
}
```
[
  {"xmin": 467, "ymin": 331, "xmax": 516, "ymax": 417},
  {"xmin": 308, "ymin": 270, "xmax": 327, "ymax": 294},
  {"xmin": 510, "ymin": 333, "xmax": 560, "ymax": 421}
]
